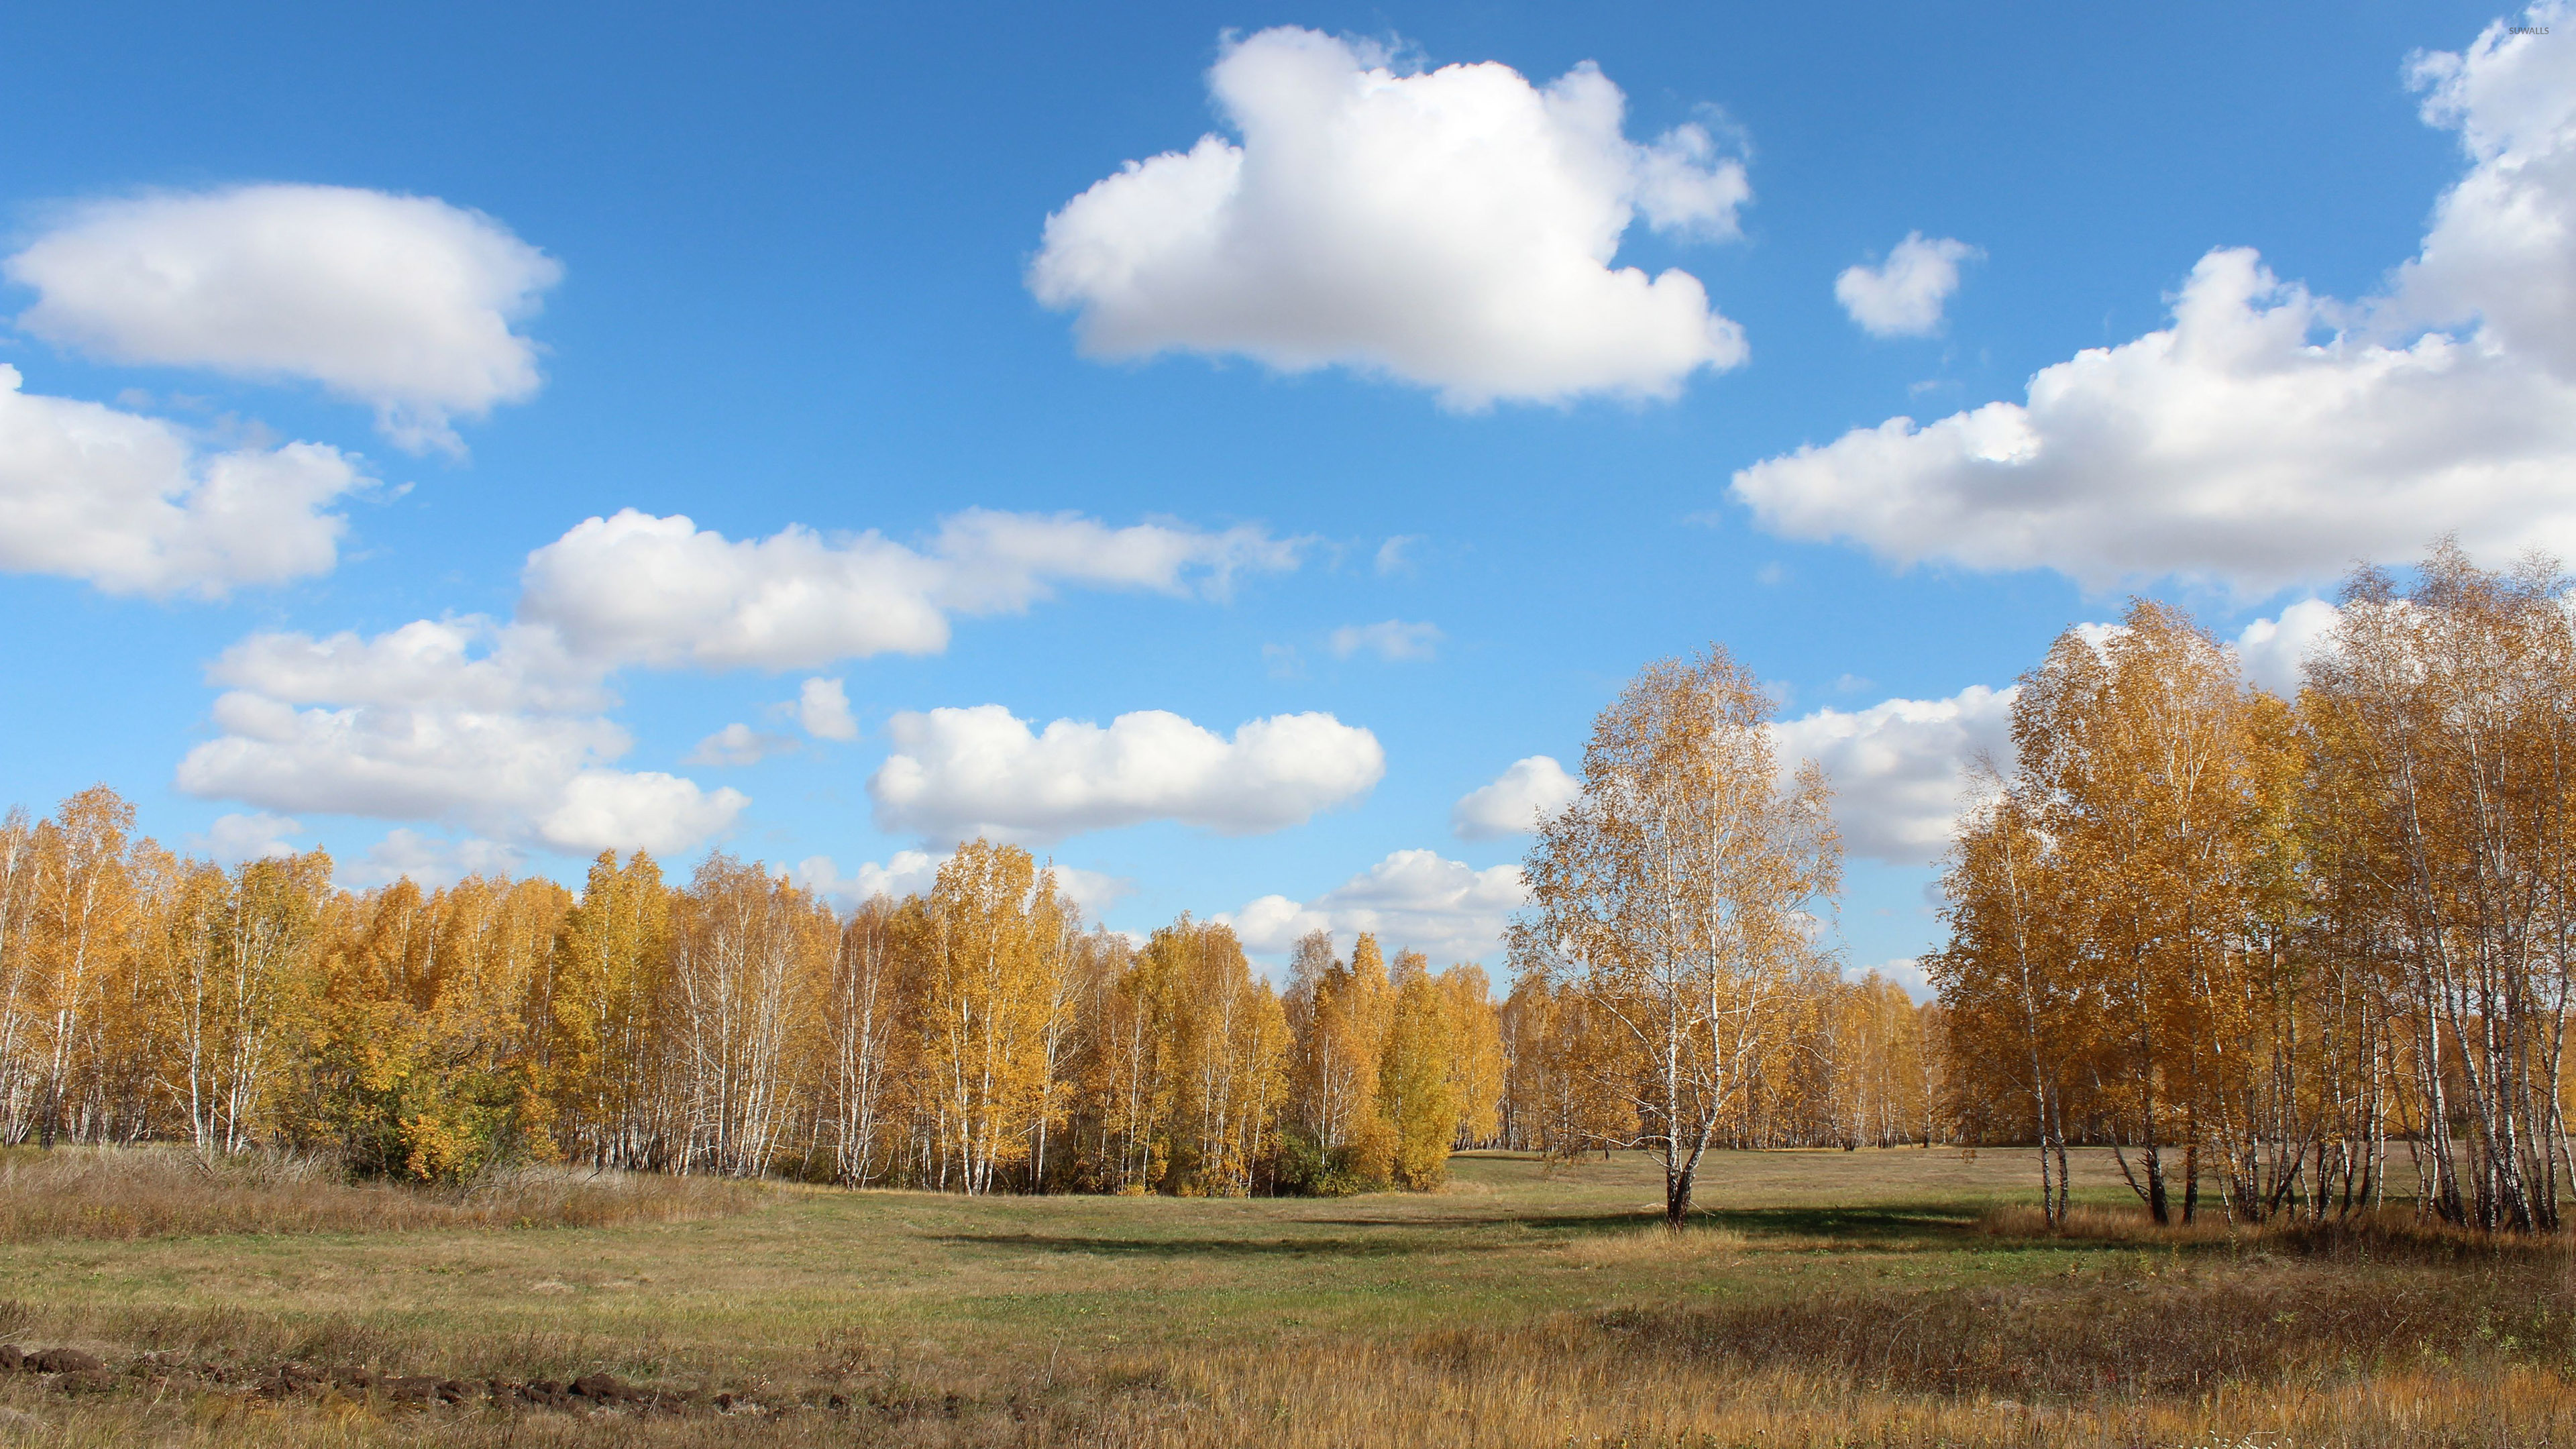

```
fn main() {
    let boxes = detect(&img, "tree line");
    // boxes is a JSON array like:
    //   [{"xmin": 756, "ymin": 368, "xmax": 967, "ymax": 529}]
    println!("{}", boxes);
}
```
[
  {"xmin": 11, "ymin": 540, "xmax": 2552, "ymax": 1227},
  {"xmin": 0, "ymin": 782, "xmax": 1932, "ymax": 1195},
  {"xmin": 1935, "ymin": 544, "xmax": 2576, "ymax": 1234}
]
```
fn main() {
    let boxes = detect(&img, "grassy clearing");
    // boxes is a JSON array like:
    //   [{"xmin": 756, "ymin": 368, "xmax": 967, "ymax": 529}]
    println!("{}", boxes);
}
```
[{"xmin": 0, "ymin": 1145, "xmax": 2564, "ymax": 1446}]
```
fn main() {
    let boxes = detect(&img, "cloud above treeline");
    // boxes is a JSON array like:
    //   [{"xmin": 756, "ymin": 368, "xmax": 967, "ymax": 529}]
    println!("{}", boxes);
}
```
[
  {"xmin": 0, "ymin": 366, "xmax": 367, "ymax": 598},
  {"xmin": 1735, "ymin": 10, "xmax": 2576, "ymax": 595},
  {"xmin": 1450, "ymin": 756, "xmax": 1580, "ymax": 841},
  {"xmin": 1449, "ymin": 601, "xmax": 2338, "ymax": 872},
  {"xmin": 869, "ymin": 705, "xmax": 1385, "ymax": 845},
  {"xmin": 1031, "ymin": 26, "xmax": 1751, "ymax": 407},
  {"xmin": 519, "ymin": 507, "xmax": 1301, "ymax": 672},
  {"xmin": 0, "ymin": 183, "xmax": 555, "ymax": 600},
  {"xmin": 178, "ymin": 508, "xmax": 1313, "ymax": 863},
  {"xmin": 1224, "ymin": 849, "xmax": 1528, "ymax": 966},
  {"xmin": 7, "ymin": 183, "xmax": 558, "ymax": 454}
]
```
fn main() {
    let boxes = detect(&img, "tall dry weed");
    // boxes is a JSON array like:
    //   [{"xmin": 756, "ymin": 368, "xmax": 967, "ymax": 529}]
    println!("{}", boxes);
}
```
[
  {"xmin": 0, "ymin": 1146, "xmax": 767, "ymax": 1241},
  {"xmin": 1981, "ymin": 1200, "xmax": 2576, "ymax": 1264}
]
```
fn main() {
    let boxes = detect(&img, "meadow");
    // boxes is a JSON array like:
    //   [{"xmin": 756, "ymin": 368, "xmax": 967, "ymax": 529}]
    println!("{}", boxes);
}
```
[{"xmin": 0, "ymin": 1145, "xmax": 2567, "ymax": 1447}]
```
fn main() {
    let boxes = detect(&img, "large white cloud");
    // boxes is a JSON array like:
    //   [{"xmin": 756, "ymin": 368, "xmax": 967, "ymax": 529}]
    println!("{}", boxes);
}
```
[
  {"xmin": 1764, "ymin": 602, "xmax": 2339, "ymax": 868},
  {"xmin": 176, "ymin": 615, "xmax": 743, "ymax": 857},
  {"xmin": 1451, "ymin": 755, "xmax": 1581, "ymax": 840},
  {"xmin": 1835, "ymin": 233, "xmax": 1978, "ymax": 337},
  {"xmin": 176, "ymin": 502, "xmax": 1301, "ymax": 861},
  {"xmin": 1734, "ymin": 10, "xmax": 2576, "ymax": 594},
  {"xmin": 0, "ymin": 365, "xmax": 366, "ymax": 597},
  {"xmin": 2390, "ymin": 9, "xmax": 2576, "ymax": 377},
  {"xmin": 1224, "ymin": 849, "xmax": 1527, "ymax": 965},
  {"xmin": 519, "ymin": 506, "xmax": 1301, "ymax": 672},
  {"xmin": 7, "ymin": 184, "xmax": 558, "ymax": 453},
  {"xmin": 869, "ymin": 704, "xmax": 1384, "ymax": 844},
  {"xmin": 1441, "ymin": 690, "xmax": 2024, "ymax": 868},
  {"xmin": 1770, "ymin": 686, "xmax": 2018, "ymax": 868},
  {"xmin": 1030, "ymin": 26, "xmax": 1748, "ymax": 407}
]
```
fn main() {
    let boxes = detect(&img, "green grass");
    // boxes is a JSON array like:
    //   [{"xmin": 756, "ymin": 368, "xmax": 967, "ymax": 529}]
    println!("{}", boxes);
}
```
[{"xmin": 0, "ymin": 1146, "xmax": 2129, "ymax": 1371}]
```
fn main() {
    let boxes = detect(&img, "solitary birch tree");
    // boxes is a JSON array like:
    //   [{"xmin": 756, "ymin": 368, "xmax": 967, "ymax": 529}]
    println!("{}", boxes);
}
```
[{"xmin": 1521, "ymin": 645, "xmax": 1842, "ymax": 1226}]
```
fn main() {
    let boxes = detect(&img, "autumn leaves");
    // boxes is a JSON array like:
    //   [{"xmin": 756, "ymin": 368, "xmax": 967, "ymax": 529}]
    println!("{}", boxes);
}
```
[
  {"xmin": 0, "ymin": 643, "xmax": 1935, "ymax": 1202},
  {"xmin": 0, "ymin": 817, "xmax": 1525, "ymax": 1195}
]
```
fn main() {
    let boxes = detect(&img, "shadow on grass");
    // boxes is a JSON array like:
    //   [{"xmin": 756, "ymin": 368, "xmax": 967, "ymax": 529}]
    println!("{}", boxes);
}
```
[
  {"xmin": 935, "ymin": 1205, "xmax": 2021, "ymax": 1257},
  {"xmin": 1684, "ymin": 1207, "xmax": 1984, "ymax": 1245},
  {"xmin": 927, "ymin": 1232, "xmax": 1438, "ymax": 1258}
]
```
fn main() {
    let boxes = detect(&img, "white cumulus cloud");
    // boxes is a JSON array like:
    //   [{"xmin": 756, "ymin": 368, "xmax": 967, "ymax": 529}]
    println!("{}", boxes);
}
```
[
  {"xmin": 0, "ymin": 366, "xmax": 366, "ymax": 597},
  {"xmin": 339, "ymin": 828, "xmax": 527, "ymax": 890},
  {"xmin": 519, "ymin": 506, "xmax": 1301, "ymax": 672},
  {"xmin": 1223, "ymin": 849, "xmax": 1527, "ymax": 965},
  {"xmin": 207, "ymin": 616, "xmax": 604, "ymax": 712},
  {"xmin": 2233, "ymin": 597, "xmax": 2342, "ymax": 697},
  {"xmin": 684, "ymin": 721, "xmax": 796, "ymax": 767},
  {"xmin": 792, "ymin": 850, "xmax": 1133, "ymax": 916},
  {"xmin": 869, "ymin": 704, "xmax": 1384, "ymax": 844},
  {"xmin": 796, "ymin": 678, "xmax": 859, "ymax": 741},
  {"xmin": 1766, "ymin": 600, "xmax": 2343, "ymax": 868},
  {"xmin": 792, "ymin": 850, "xmax": 943, "ymax": 908},
  {"xmin": 193, "ymin": 812, "xmax": 303, "ymax": 865},
  {"xmin": 1769, "ymin": 686, "xmax": 2019, "ymax": 868},
  {"xmin": 173, "ymin": 502, "xmax": 1297, "ymax": 861},
  {"xmin": 1835, "ymin": 232, "xmax": 1979, "ymax": 337},
  {"xmin": 176, "ymin": 616, "xmax": 744, "ymax": 858},
  {"xmin": 1030, "ymin": 26, "xmax": 1749, "ymax": 408},
  {"xmin": 1734, "ymin": 11, "xmax": 2576, "ymax": 595},
  {"xmin": 2390, "ymin": 9, "xmax": 2576, "ymax": 377},
  {"xmin": 1451, "ymin": 755, "xmax": 1581, "ymax": 840},
  {"xmin": 7, "ymin": 184, "xmax": 559, "ymax": 453},
  {"xmin": 1329, "ymin": 619, "xmax": 1442, "ymax": 661}
]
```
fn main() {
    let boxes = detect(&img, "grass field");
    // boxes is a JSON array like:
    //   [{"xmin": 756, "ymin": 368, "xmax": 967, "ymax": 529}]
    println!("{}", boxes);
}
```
[{"xmin": 0, "ymin": 1145, "xmax": 2567, "ymax": 1446}]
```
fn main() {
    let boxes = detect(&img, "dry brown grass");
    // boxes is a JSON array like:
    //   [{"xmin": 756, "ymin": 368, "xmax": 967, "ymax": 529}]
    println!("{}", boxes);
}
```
[
  {"xmin": 1578, "ymin": 1256, "xmax": 2575, "ymax": 1397},
  {"xmin": 0, "ymin": 1326, "xmax": 2567, "ymax": 1448},
  {"xmin": 1554, "ymin": 1222, "xmax": 1752, "ymax": 1267},
  {"xmin": 4, "ymin": 1248, "xmax": 2569, "ymax": 1446},
  {"xmin": 0, "ymin": 1146, "xmax": 767, "ymax": 1241},
  {"xmin": 0, "ymin": 1150, "xmax": 2567, "ymax": 1446}
]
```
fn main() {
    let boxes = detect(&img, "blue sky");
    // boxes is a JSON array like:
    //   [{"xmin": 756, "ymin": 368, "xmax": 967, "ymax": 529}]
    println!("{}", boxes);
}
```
[{"xmin": 2, "ymin": 0, "xmax": 2563, "ymax": 987}]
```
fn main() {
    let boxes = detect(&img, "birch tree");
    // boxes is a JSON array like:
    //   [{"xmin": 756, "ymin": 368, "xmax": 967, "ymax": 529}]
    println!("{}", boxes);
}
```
[{"xmin": 1521, "ymin": 645, "xmax": 1842, "ymax": 1226}]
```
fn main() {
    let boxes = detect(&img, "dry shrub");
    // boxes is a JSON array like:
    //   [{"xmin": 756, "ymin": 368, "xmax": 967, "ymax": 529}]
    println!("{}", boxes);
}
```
[
  {"xmin": 5, "ymin": 1289, "xmax": 2576, "ymax": 1433},
  {"xmin": 1981, "ymin": 1200, "xmax": 2576, "ymax": 1264},
  {"xmin": 0, "ymin": 1294, "xmax": 684, "ymax": 1387},
  {"xmin": 1575, "ymin": 1256, "xmax": 2576, "ymax": 1398},
  {"xmin": 1140, "ymin": 1343, "xmax": 2576, "ymax": 1449},
  {"xmin": 0, "ymin": 1146, "xmax": 767, "ymax": 1241},
  {"xmin": 7, "ymin": 1360, "xmax": 2575, "ymax": 1449}
]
